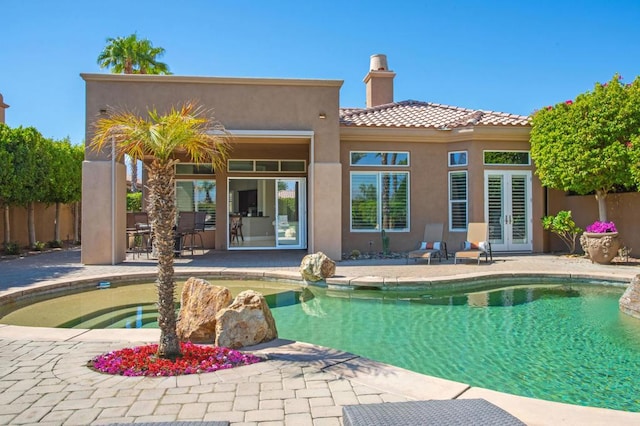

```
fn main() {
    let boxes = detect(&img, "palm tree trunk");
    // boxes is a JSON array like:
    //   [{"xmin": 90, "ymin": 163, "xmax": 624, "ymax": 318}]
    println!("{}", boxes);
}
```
[
  {"xmin": 54, "ymin": 202, "xmax": 61, "ymax": 242},
  {"xmin": 28, "ymin": 202, "xmax": 36, "ymax": 248},
  {"xmin": 74, "ymin": 202, "xmax": 80, "ymax": 243},
  {"xmin": 3, "ymin": 205, "xmax": 10, "ymax": 244},
  {"xmin": 130, "ymin": 157, "xmax": 138, "ymax": 192},
  {"xmin": 147, "ymin": 160, "xmax": 181, "ymax": 359}
]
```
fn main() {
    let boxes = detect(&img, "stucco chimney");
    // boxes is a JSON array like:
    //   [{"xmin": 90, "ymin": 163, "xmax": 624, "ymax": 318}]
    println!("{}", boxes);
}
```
[
  {"xmin": 364, "ymin": 54, "xmax": 396, "ymax": 108},
  {"xmin": 0, "ymin": 93, "xmax": 8, "ymax": 124}
]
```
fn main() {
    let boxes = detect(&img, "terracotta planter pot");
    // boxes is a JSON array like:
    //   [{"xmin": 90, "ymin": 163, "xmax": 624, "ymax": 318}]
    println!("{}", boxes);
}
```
[{"xmin": 580, "ymin": 232, "xmax": 621, "ymax": 264}]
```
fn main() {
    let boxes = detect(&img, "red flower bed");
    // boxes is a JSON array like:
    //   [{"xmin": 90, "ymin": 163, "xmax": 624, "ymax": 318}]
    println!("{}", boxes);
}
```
[{"xmin": 88, "ymin": 341, "xmax": 262, "ymax": 376}]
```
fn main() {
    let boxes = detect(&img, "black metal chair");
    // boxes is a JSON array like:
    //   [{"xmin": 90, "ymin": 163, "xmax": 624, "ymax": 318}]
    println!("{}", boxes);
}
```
[
  {"xmin": 183, "ymin": 211, "xmax": 206, "ymax": 254},
  {"xmin": 175, "ymin": 212, "xmax": 196, "ymax": 256}
]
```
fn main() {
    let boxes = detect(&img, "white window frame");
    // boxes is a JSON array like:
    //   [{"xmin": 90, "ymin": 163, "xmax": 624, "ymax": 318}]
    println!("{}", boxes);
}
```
[
  {"xmin": 349, "ymin": 171, "xmax": 410, "ymax": 232},
  {"xmin": 176, "ymin": 179, "xmax": 217, "ymax": 230},
  {"xmin": 483, "ymin": 150, "xmax": 531, "ymax": 166},
  {"xmin": 448, "ymin": 151, "xmax": 468, "ymax": 167},
  {"xmin": 448, "ymin": 171, "xmax": 468, "ymax": 232},
  {"xmin": 227, "ymin": 159, "xmax": 307, "ymax": 173},
  {"xmin": 349, "ymin": 151, "xmax": 410, "ymax": 167}
]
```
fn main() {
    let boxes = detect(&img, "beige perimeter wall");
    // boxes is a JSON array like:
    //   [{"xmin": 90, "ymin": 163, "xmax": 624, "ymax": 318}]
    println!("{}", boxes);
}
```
[
  {"xmin": 547, "ymin": 189, "xmax": 640, "ymax": 254},
  {"xmin": 0, "ymin": 203, "xmax": 78, "ymax": 249}
]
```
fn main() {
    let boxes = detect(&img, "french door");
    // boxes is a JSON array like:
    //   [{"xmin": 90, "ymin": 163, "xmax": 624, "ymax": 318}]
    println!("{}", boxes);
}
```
[{"xmin": 484, "ymin": 171, "xmax": 532, "ymax": 252}]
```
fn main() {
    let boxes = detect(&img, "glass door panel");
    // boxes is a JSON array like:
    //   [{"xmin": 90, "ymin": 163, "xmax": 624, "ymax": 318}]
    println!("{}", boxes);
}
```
[
  {"xmin": 487, "ymin": 175, "xmax": 504, "ymax": 245},
  {"xmin": 485, "ymin": 171, "xmax": 532, "ymax": 252},
  {"xmin": 276, "ymin": 179, "xmax": 306, "ymax": 248}
]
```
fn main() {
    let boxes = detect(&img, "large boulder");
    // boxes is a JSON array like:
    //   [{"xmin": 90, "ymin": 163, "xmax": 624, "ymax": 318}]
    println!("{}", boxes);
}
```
[
  {"xmin": 215, "ymin": 290, "xmax": 278, "ymax": 349},
  {"xmin": 620, "ymin": 274, "xmax": 640, "ymax": 320},
  {"xmin": 176, "ymin": 277, "xmax": 233, "ymax": 342},
  {"xmin": 300, "ymin": 251, "xmax": 336, "ymax": 282}
]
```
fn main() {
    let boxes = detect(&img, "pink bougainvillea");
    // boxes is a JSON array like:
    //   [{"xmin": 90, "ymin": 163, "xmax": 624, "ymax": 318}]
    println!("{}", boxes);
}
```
[
  {"xmin": 88, "ymin": 342, "xmax": 262, "ymax": 376},
  {"xmin": 585, "ymin": 221, "xmax": 617, "ymax": 233}
]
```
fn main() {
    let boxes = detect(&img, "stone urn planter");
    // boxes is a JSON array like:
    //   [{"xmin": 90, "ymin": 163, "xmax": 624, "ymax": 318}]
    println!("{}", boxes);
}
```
[{"xmin": 580, "ymin": 232, "xmax": 621, "ymax": 265}]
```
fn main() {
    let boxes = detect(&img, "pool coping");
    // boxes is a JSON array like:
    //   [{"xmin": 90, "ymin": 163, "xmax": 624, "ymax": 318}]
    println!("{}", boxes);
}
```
[{"xmin": 0, "ymin": 267, "xmax": 639, "ymax": 425}]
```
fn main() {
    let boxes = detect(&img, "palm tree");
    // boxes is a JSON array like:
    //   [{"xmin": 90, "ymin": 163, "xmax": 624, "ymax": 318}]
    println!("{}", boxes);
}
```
[
  {"xmin": 90, "ymin": 102, "xmax": 230, "ymax": 359},
  {"xmin": 98, "ymin": 34, "xmax": 171, "ymax": 195},
  {"xmin": 97, "ymin": 33, "xmax": 171, "ymax": 75}
]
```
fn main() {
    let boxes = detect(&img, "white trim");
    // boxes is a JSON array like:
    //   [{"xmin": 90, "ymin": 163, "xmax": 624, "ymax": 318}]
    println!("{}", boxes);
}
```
[
  {"xmin": 448, "ymin": 150, "xmax": 468, "ymax": 167},
  {"xmin": 349, "ymin": 150, "xmax": 410, "ymax": 167},
  {"xmin": 482, "ymin": 150, "xmax": 531, "ymax": 166},
  {"xmin": 227, "ymin": 130, "xmax": 315, "ymax": 138},
  {"xmin": 349, "ymin": 170, "xmax": 410, "ymax": 233},
  {"xmin": 448, "ymin": 170, "xmax": 468, "ymax": 232}
]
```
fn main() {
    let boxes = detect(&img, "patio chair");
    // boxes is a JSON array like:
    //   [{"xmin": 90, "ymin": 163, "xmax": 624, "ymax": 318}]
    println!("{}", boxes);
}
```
[
  {"xmin": 230, "ymin": 214, "xmax": 244, "ymax": 244},
  {"xmin": 182, "ymin": 211, "xmax": 206, "ymax": 255},
  {"xmin": 175, "ymin": 212, "xmax": 196, "ymax": 255},
  {"xmin": 454, "ymin": 222, "xmax": 492, "ymax": 264},
  {"xmin": 126, "ymin": 212, "xmax": 151, "ymax": 259},
  {"xmin": 342, "ymin": 399, "xmax": 525, "ymax": 426},
  {"xmin": 407, "ymin": 223, "xmax": 448, "ymax": 264}
]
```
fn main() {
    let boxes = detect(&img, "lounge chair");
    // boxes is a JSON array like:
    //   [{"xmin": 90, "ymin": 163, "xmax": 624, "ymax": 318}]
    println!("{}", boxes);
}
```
[
  {"xmin": 342, "ymin": 399, "xmax": 525, "ymax": 426},
  {"xmin": 454, "ymin": 222, "xmax": 492, "ymax": 264},
  {"xmin": 407, "ymin": 223, "xmax": 448, "ymax": 264}
]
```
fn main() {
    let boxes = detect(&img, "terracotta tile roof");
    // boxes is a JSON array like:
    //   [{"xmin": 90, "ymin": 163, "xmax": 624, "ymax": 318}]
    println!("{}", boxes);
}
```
[{"xmin": 339, "ymin": 100, "xmax": 530, "ymax": 129}]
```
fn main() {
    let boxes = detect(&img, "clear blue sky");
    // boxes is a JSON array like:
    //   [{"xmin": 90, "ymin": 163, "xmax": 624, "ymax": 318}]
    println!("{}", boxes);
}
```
[{"xmin": 2, "ymin": 1, "xmax": 640, "ymax": 144}]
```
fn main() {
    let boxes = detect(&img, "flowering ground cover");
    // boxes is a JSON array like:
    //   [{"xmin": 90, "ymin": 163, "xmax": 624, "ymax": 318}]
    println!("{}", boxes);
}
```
[{"xmin": 88, "ymin": 341, "xmax": 262, "ymax": 376}]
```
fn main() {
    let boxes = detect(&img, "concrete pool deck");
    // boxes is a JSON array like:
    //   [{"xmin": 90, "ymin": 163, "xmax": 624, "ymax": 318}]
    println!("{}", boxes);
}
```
[{"xmin": 0, "ymin": 248, "xmax": 639, "ymax": 425}]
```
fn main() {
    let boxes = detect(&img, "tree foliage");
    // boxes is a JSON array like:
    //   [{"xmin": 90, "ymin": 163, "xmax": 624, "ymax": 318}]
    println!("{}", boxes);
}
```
[
  {"xmin": 541, "ymin": 210, "xmax": 582, "ymax": 254},
  {"xmin": 530, "ymin": 74, "xmax": 640, "ymax": 221},
  {"xmin": 97, "ymin": 33, "xmax": 171, "ymax": 75},
  {"xmin": 0, "ymin": 124, "xmax": 82, "ymax": 245},
  {"xmin": 90, "ymin": 102, "xmax": 230, "ymax": 360}
]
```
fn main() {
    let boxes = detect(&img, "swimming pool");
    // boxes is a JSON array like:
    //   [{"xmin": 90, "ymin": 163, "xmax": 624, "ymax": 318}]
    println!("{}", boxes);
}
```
[{"xmin": 1, "ymin": 278, "xmax": 639, "ymax": 412}]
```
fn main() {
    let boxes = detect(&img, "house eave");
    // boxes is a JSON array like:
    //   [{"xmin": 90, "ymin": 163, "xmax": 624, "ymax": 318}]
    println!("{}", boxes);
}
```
[
  {"xmin": 339, "ymin": 124, "xmax": 531, "ymax": 143},
  {"xmin": 80, "ymin": 73, "xmax": 344, "ymax": 89}
]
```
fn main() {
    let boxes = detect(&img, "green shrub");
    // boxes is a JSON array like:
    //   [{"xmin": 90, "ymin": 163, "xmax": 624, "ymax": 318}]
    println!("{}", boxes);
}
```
[
  {"xmin": 33, "ymin": 241, "xmax": 46, "ymax": 251},
  {"xmin": 48, "ymin": 240, "xmax": 63, "ymax": 248},
  {"xmin": 350, "ymin": 249, "xmax": 361, "ymax": 259},
  {"xmin": 127, "ymin": 192, "xmax": 142, "ymax": 212},
  {"xmin": 542, "ymin": 210, "xmax": 582, "ymax": 254},
  {"xmin": 3, "ymin": 241, "xmax": 20, "ymax": 255}
]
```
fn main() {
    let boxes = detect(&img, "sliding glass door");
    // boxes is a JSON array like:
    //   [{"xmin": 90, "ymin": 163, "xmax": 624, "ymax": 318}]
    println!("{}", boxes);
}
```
[{"xmin": 228, "ymin": 178, "xmax": 306, "ymax": 250}]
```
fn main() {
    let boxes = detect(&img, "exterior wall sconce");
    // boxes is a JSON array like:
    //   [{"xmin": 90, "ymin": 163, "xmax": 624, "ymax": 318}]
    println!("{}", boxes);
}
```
[{"xmin": 318, "ymin": 112, "xmax": 327, "ymax": 119}]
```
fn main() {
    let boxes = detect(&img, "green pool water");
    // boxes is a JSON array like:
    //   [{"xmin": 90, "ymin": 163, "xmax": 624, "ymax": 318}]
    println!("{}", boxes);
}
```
[{"xmin": 1, "ymin": 279, "xmax": 639, "ymax": 412}]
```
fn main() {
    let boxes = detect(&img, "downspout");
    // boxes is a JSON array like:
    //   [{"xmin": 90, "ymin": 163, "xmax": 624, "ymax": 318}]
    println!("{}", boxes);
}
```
[
  {"xmin": 308, "ymin": 133, "xmax": 314, "ymax": 253},
  {"xmin": 111, "ymin": 137, "xmax": 116, "ymax": 265}
]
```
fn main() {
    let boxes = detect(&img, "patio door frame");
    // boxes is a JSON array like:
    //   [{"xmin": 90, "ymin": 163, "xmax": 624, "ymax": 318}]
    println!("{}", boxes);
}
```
[
  {"xmin": 275, "ymin": 178, "xmax": 307, "ymax": 249},
  {"xmin": 484, "ymin": 170, "xmax": 533, "ymax": 252},
  {"xmin": 227, "ymin": 177, "xmax": 307, "ymax": 250}
]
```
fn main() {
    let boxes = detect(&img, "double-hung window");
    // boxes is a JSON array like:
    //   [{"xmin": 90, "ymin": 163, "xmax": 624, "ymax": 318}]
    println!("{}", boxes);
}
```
[{"xmin": 449, "ymin": 171, "xmax": 468, "ymax": 231}]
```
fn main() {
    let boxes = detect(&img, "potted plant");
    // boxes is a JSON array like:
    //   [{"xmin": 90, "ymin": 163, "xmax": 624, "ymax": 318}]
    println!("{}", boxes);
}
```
[{"xmin": 579, "ymin": 221, "xmax": 621, "ymax": 264}]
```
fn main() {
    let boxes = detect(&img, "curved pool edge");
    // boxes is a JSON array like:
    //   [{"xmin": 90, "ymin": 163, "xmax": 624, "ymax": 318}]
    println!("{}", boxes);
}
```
[
  {"xmin": 0, "ymin": 268, "xmax": 631, "ymax": 305},
  {"xmin": 0, "ymin": 267, "xmax": 638, "ymax": 424}
]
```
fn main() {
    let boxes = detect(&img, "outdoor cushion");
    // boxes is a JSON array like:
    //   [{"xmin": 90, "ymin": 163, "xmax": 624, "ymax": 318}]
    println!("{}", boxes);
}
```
[
  {"xmin": 342, "ymin": 399, "xmax": 525, "ymax": 426},
  {"xmin": 419, "ymin": 241, "xmax": 441, "ymax": 250},
  {"xmin": 464, "ymin": 241, "xmax": 487, "ymax": 252}
]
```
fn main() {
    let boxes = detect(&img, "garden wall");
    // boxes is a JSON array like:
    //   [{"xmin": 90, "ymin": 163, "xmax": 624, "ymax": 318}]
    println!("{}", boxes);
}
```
[
  {"xmin": 0, "ymin": 203, "xmax": 78, "ymax": 250},
  {"xmin": 547, "ymin": 189, "xmax": 640, "ymax": 255}
]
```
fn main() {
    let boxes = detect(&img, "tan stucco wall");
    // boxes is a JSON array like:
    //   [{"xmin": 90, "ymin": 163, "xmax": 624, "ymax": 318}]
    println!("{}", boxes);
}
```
[
  {"xmin": 82, "ymin": 74, "xmax": 342, "ymax": 264},
  {"xmin": 340, "ymin": 125, "xmax": 541, "ymax": 255},
  {"xmin": 547, "ymin": 189, "xmax": 640, "ymax": 254},
  {"xmin": 0, "ymin": 204, "xmax": 77, "ymax": 248},
  {"xmin": 81, "ymin": 160, "xmax": 127, "ymax": 264}
]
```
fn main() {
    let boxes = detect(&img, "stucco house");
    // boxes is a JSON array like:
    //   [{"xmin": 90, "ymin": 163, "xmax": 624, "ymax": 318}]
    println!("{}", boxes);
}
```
[{"xmin": 81, "ymin": 54, "xmax": 544, "ymax": 265}]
